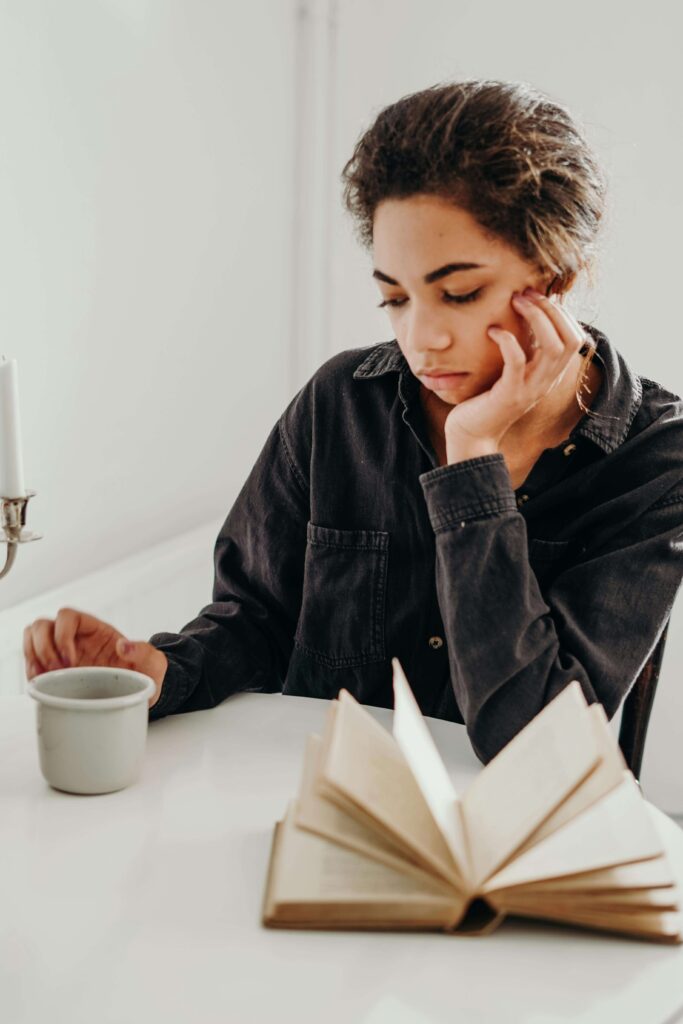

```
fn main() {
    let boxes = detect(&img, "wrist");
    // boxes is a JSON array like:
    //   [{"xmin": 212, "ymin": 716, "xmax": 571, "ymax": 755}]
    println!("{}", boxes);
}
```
[{"xmin": 445, "ymin": 436, "xmax": 500, "ymax": 465}]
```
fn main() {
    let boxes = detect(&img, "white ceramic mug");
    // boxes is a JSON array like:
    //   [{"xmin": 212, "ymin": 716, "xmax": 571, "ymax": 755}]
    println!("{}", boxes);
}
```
[{"xmin": 28, "ymin": 667, "xmax": 156, "ymax": 795}]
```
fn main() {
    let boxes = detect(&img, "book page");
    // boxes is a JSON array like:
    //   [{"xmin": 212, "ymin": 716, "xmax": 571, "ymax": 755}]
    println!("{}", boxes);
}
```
[
  {"xmin": 484, "ymin": 901, "xmax": 682, "ymax": 944},
  {"xmin": 321, "ymin": 690, "xmax": 462, "ymax": 887},
  {"xmin": 481, "ymin": 774, "xmax": 669, "ymax": 894},
  {"xmin": 490, "ymin": 887, "xmax": 679, "ymax": 914},
  {"xmin": 462, "ymin": 681, "xmax": 601, "ymax": 887},
  {"xmin": 511, "ymin": 703, "xmax": 627, "ymax": 859},
  {"xmin": 295, "ymin": 734, "xmax": 453, "ymax": 892},
  {"xmin": 391, "ymin": 659, "xmax": 470, "ymax": 882},
  {"xmin": 490, "ymin": 855, "xmax": 675, "ymax": 896},
  {"xmin": 297, "ymin": 733, "xmax": 407, "ymax": 860},
  {"xmin": 263, "ymin": 800, "xmax": 467, "ymax": 930}
]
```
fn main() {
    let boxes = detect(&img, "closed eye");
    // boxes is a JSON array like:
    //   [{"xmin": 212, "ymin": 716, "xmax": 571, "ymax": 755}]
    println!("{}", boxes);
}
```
[{"xmin": 377, "ymin": 288, "xmax": 483, "ymax": 309}]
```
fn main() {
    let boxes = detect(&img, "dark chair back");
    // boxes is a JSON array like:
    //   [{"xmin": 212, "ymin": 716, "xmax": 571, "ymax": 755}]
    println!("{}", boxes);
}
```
[{"xmin": 618, "ymin": 619, "xmax": 670, "ymax": 781}]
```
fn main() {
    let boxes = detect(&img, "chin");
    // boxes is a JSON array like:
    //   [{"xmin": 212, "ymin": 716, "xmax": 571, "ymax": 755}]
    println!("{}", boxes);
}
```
[
  {"xmin": 431, "ymin": 390, "xmax": 462, "ymax": 406},
  {"xmin": 431, "ymin": 381, "xmax": 475, "ymax": 404}
]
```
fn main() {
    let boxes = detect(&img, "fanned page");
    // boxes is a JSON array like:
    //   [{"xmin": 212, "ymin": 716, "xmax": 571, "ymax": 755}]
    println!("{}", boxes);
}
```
[
  {"xmin": 490, "ymin": 887, "xmax": 679, "ymax": 913},
  {"xmin": 490, "ymin": 856, "xmax": 677, "ymax": 897},
  {"xmin": 262, "ymin": 800, "xmax": 467, "ymax": 931},
  {"xmin": 511, "ymin": 703, "xmax": 627, "ymax": 860},
  {"xmin": 462, "ymin": 681, "xmax": 602, "ymax": 888},
  {"xmin": 485, "ymin": 899, "xmax": 682, "ymax": 943},
  {"xmin": 481, "ymin": 773, "xmax": 669, "ymax": 893},
  {"xmin": 294, "ymin": 734, "xmax": 454, "ymax": 893},
  {"xmin": 391, "ymin": 659, "xmax": 470, "ymax": 883},
  {"xmin": 320, "ymin": 689, "xmax": 463, "ymax": 888}
]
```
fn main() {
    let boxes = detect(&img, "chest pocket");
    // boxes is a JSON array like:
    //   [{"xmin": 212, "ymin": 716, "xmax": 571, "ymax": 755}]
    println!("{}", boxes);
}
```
[
  {"xmin": 528, "ymin": 537, "xmax": 574, "ymax": 586},
  {"xmin": 294, "ymin": 522, "xmax": 390, "ymax": 668}
]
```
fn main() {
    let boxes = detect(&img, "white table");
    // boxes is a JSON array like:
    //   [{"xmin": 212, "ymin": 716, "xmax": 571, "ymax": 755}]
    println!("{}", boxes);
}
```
[{"xmin": 2, "ymin": 691, "xmax": 683, "ymax": 1024}]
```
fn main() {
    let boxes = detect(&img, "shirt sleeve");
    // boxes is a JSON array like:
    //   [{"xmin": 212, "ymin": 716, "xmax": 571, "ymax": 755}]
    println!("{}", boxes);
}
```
[
  {"xmin": 419, "ymin": 453, "xmax": 683, "ymax": 764},
  {"xmin": 147, "ymin": 414, "xmax": 310, "ymax": 721}
]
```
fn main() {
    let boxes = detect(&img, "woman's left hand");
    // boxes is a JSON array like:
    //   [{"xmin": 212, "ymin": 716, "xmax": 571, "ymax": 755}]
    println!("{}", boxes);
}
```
[{"xmin": 444, "ymin": 287, "xmax": 588, "ymax": 453}]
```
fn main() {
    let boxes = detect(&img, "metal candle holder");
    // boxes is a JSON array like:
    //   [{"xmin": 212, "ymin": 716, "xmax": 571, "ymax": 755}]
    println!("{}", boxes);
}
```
[{"xmin": 0, "ymin": 491, "xmax": 42, "ymax": 579}]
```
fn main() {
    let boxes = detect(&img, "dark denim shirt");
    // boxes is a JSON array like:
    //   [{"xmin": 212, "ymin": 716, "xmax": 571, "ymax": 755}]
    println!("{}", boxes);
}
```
[{"xmin": 148, "ymin": 322, "xmax": 683, "ymax": 764}]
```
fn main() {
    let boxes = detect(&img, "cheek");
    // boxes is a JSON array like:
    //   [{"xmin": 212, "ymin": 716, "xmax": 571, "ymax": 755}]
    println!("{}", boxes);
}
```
[
  {"xmin": 472, "ymin": 343, "xmax": 507, "ymax": 392},
  {"xmin": 480, "ymin": 332, "xmax": 506, "ymax": 371},
  {"xmin": 488, "ymin": 297, "xmax": 530, "ymax": 340},
  {"xmin": 484, "ymin": 300, "xmax": 533, "ymax": 358},
  {"xmin": 483, "ymin": 286, "xmax": 525, "ymax": 325},
  {"xmin": 473, "ymin": 364, "xmax": 505, "ymax": 396}
]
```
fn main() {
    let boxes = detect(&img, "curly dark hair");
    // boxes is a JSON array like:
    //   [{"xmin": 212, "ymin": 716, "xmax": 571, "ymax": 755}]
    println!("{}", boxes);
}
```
[{"xmin": 340, "ymin": 79, "xmax": 610, "ymax": 418}]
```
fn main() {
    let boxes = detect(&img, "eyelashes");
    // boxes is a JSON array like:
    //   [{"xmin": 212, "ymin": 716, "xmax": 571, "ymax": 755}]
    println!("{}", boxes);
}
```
[{"xmin": 377, "ymin": 288, "xmax": 483, "ymax": 310}]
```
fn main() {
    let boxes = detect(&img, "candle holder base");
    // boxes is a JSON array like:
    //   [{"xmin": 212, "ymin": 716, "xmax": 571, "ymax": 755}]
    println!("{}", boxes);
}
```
[{"xmin": 1, "ymin": 491, "xmax": 43, "ymax": 580}]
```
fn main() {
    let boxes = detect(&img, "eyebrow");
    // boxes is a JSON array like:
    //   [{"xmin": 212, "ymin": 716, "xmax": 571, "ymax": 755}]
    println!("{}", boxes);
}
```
[{"xmin": 372, "ymin": 262, "xmax": 486, "ymax": 286}]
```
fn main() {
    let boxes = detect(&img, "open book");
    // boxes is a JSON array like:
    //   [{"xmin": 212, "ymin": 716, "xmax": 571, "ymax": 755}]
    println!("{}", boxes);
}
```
[{"xmin": 262, "ymin": 659, "xmax": 682, "ymax": 943}]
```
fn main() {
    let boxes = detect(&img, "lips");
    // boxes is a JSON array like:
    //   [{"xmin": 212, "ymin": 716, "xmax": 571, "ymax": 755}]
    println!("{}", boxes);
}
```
[{"xmin": 420, "ymin": 371, "xmax": 471, "ymax": 392}]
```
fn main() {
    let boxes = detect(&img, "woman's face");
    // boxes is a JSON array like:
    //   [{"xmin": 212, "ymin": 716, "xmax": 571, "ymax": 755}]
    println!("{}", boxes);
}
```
[{"xmin": 372, "ymin": 194, "xmax": 555, "ymax": 406}]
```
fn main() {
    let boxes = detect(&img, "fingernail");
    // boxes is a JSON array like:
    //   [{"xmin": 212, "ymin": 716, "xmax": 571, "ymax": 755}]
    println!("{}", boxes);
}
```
[{"xmin": 61, "ymin": 656, "xmax": 71, "ymax": 667}]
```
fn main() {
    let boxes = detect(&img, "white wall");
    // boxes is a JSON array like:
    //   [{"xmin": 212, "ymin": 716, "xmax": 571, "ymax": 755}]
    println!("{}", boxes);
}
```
[
  {"xmin": 3, "ymin": 0, "xmax": 681, "ymax": 812},
  {"xmin": 0, "ymin": 0, "xmax": 297, "ymax": 610},
  {"xmin": 322, "ymin": 0, "xmax": 683, "ymax": 810}
]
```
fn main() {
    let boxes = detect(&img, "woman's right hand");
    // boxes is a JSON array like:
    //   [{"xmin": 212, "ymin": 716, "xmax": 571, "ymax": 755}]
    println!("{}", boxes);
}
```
[{"xmin": 23, "ymin": 607, "xmax": 169, "ymax": 709}]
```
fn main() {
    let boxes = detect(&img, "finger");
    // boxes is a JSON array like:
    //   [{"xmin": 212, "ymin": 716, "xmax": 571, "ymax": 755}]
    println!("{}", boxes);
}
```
[
  {"xmin": 490, "ymin": 326, "xmax": 564, "ymax": 417},
  {"xmin": 54, "ymin": 607, "xmax": 80, "ymax": 667},
  {"xmin": 22, "ymin": 626, "xmax": 45, "ymax": 679},
  {"xmin": 26, "ymin": 658, "xmax": 45, "ymax": 680},
  {"xmin": 488, "ymin": 329, "xmax": 530, "ymax": 408},
  {"xmin": 511, "ymin": 294, "xmax": 565, "ymax": 359},
  {"xmin": 31, "ymin": 619, "xmax": 67, "ymax": 673},
  {"xmin": 522, "ymin": 290, "xmax": 586, "ymax": 353},
  {"xmin": 489, "ymin": 327, "xmax": 527, "ymax": 371}
]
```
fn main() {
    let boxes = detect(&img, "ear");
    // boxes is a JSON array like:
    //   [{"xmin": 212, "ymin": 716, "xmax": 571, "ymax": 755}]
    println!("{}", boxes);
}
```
[
  {"xmin": 540, "ymin": 272, "xmax": 559, "ymax": 298},
  {"xmin": 546, "ymin": 271, "xmax": 577, "ymax": 301}
]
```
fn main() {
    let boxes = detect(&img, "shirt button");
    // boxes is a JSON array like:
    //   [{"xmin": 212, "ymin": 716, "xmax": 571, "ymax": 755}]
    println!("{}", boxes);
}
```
[
  {"xmin": 517, "ymin": 493, "xmax": 529, "ymax": 507},
  {"xmin": 428, "ymin": 636, "xmax": 444, "ymax": 650},
  {"xmin": 563, "ymin": 443, "xmax": 577, "ymax": 456}
]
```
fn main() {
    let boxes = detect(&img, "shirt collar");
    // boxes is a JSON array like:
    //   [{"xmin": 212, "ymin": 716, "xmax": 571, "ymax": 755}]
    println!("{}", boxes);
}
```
[{"xmin": 352, "ymin": 322, "xmax": 643, "ymax": 455}]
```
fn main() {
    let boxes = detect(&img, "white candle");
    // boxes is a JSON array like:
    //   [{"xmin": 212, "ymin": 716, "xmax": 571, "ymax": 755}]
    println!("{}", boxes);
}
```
[{"xmin": 0, "ymin": 356, "xmax": 27, "ymax": 498}]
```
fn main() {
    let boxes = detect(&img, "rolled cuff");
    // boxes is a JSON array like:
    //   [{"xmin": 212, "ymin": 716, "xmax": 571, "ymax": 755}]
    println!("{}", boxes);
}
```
[
  {"xmin": 147, "ymin": 652, "xmax": 193, "ymax": 721},
  {"xmin": 419, "ymin": 453, "xmax": 517, "ymax": 533}
]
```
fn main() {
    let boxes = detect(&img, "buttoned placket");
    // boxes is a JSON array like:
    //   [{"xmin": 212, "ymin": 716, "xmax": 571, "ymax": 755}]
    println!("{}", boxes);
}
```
[
  {"xmin": 514, "ymin": 436, "xmax": 582, "ymax": 507},
  {"xmin": 398, "ymin": 366, "xmax": 591, "ymax": 653},
  {"xmin": 397, "ymin": 372, "xmax": 457, "ymax": 662}
]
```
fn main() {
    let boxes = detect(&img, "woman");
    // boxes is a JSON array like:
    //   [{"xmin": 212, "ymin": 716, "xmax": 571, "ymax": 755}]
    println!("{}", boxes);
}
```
[{"xmin": 23, "ymin": 80, "xmax": 683, "ymax": 764}]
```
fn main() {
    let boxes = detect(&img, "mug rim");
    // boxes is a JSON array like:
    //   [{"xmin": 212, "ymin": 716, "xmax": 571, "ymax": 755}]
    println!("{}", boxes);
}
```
[{"xmin": 28, "ymin": 666, "xmax": 156, "ymax": 711}]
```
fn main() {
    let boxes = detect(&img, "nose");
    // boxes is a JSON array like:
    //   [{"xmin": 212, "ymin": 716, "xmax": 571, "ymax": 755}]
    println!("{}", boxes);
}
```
[{"xmin": 405, "ymin": 304, "xmax": 453, "ymax": 354}]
